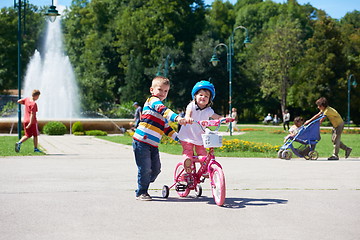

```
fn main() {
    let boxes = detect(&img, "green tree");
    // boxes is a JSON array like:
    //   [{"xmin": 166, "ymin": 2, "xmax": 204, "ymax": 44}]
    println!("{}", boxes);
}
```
[
  {"xmin": 0, "ymin": 5, "xmax": 43, "ymax": 91},
  {"xmin": 291, "ymin": 12, "xmax": 347, "ymax": 114},
  {"xmin": 256, "ymin": 15, "xmax": 303, "ymax": 115}
]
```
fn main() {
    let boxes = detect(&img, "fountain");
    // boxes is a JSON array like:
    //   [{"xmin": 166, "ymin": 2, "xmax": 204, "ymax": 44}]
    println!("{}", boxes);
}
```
[
  {"xmin": 0, "ymin": 12, "xmax": 131, "ymax": 134},
  {"xmin": 23, "ymin": 18, "xmax": 80, "ymax": 119}
]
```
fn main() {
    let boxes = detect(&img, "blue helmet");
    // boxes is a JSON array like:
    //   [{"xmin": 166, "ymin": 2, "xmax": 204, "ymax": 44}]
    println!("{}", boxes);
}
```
[{"xmin": 191, "ymin": 81, "xmax": 216, "ymax": 100}]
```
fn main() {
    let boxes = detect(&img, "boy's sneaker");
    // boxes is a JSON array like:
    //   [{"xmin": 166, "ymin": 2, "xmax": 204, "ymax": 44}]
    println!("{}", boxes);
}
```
[
  {"xmin": 327, "ymin": 155, "xmax": 339, "ymax": 160},
  {"xmin": 136, "ymin": 193, "xmax": 152, "ymax": 201},
  {"xmin": 345, "ymin": 148, "xmax": 352, "ymax": 159},
  {"xmin": 184, "ymin": 158, "xmax": 192, "ymax": 174},
  {"xmin": 34, "ymin": 148, "xmax": 42, "ymax": 153},
  {"xmin": 15, "ymin": 142, "xmax": 21, "ymax": 153}
]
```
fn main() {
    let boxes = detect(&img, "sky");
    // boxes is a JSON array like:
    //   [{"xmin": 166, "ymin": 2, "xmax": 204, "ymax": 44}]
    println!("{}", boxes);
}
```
[{"xmin": 2, "ymin": 0, "xmax": 359, "ymax": 19}]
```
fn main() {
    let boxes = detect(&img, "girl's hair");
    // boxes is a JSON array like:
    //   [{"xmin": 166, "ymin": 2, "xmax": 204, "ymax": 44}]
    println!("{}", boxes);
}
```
[
  {"xmin": 32, "ymin": 89, "xmax": 41, "ymax": 97},
  {"xmin": 294, "ymin": 116, "xmax": 304, "ymax": 124},
  {"xmin": 315, "ymin": 97, "xmax": 328, "ymax": 108},
  {"xmin": 194, "ymin": 89, "xmax": 213, "ymax": 108},
  {"xmin": 152, "ymin": 76, "xmax": 170, "ymax": 87}
]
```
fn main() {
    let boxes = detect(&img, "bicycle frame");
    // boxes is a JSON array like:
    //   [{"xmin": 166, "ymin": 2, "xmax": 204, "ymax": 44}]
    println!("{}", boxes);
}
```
[{"xmin": 163, "ymin": 119, "xmax": 231, "ymax": 206}]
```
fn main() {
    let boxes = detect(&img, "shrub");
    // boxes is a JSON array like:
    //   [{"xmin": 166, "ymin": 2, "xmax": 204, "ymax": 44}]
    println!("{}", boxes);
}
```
[
  {"xmin": 0, "ymin": 101, "xmax": 17, "ymax": 117},
  {"xmin": 73, "ymin": 132, "xmax": 85, "ymax": 136},
  {"xmin": 161, "ymin": 135, "xmax": 178, "ymax": 145},
  {"xmin": 72, "ymin": 121, "xmax": 84, "ymax": 134},
  {"xmin": 85, "ymin": 130, "xmax": 107, "ymax": 136},
  {"xmin": 43, "ymin": 121, "xmax": 67, "ymax": 135}
]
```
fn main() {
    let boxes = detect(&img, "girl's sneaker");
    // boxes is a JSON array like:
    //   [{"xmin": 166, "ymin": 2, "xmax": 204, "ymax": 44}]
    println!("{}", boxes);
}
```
[
  {"xmin": 34, "ymin": 148, "xmax": 42, "ymax": 153},
  {"xmin": 15, "ymin": 142, "xmax": 21, "ymax": 152}
]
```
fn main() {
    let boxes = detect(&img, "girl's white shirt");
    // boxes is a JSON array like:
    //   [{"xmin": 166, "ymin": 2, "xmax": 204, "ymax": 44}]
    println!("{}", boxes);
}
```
[{"xmin": 178, "ymin": 101, "xmax": 214, "ymax": 145}]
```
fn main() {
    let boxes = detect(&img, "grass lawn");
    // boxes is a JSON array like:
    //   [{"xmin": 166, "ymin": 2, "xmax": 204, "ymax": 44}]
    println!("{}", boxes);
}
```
[
  {"xmin": 1, "ymin": 126, "xmax": 358, "ymax": 158},
  {"xmin": 0, "ymin": 136, "xmax": 45, "ymax": 156},
  {"xmin": 98, "ymin": 125, "xmax": 360, "ymax": 158}
]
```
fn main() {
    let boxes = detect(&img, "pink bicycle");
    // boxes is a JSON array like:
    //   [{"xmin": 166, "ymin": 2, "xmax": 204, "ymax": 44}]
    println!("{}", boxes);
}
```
[{"xmin": 162, "ymin": 119, "xmax": 232, "ymax": 206}]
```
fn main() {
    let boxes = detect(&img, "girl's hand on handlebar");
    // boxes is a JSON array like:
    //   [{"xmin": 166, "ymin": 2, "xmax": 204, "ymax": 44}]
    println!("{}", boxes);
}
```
[{"xmin": 220, "ymin": 117, "xmax": 234, "ymax": 123}]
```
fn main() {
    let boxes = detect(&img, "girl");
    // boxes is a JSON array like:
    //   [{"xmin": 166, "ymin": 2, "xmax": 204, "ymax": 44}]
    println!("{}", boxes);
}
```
[{"xmin": 178, "ymin": 80, "xmax": 227, "ymax": 173}]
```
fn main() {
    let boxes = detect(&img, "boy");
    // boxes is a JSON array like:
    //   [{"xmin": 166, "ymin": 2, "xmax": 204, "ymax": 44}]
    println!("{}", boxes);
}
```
[
  {"xmin": 132, "ymin": 76, "xmax": 186, "ymax": 201},
  {"xmin": 305, "ymin": 97, "xmax": 352, "ymax": 160},
  {"xmin": 15, "ymin": 89, "xmax": 42, "ymax": 153}
]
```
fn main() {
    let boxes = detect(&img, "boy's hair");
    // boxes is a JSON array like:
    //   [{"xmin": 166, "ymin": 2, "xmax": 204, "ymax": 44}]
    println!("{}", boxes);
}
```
[
  {"xmin": 315, "ymin": 97, "xmax": 328, "ymax": 108},
  {"xmin": 32, "ymin": 89, "xmax": 41, "ymax": 97},
  {"xmin": 294, "ymin": 116, "xmax": 304, "ymax": 124},
  {"xmin": 152, "ymin": 76, "xmax": 170, "ymax": 88}
]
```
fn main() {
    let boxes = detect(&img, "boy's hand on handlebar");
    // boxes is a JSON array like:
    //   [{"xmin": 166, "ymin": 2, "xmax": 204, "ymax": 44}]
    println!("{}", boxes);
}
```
[
  {"xmin": 186, "ymin": 117, "xmax": 194, "ymax": 124},
  {"xmin": 177, "ymin": 117, "xmax": 187, "ymax": 125}
]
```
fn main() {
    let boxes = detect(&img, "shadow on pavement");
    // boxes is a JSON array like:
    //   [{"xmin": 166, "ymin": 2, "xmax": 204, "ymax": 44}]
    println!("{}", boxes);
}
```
[
  {"xmin": 223, "ymin": 197, "xmax": 288, "ymax": 209},
  {"xmin": 152, "ymin": 196, "xmax": 288, "ymax": 209}
]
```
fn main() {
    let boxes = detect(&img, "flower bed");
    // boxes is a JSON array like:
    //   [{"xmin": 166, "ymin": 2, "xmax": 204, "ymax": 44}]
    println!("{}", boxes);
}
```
[{"xmin": 217, "ymin": 139, "xmax": 280, "ymax": 153}]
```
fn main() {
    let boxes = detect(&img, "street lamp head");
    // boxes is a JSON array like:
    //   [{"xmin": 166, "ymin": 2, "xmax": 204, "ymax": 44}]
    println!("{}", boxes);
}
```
[
  {"xmin": 243, "ymin": 36, "xmax": 251, "ymax": 47},
  {"xmin": 210, "ymin": 54, "xmax": 220, "ymax": 67},
  {"xmin": 349, "ymin": 74, "xmax": 357, "ymax": 88},
  {"xmin": 352, "ymin": 78, "xmax": 357, "ymax": 88},
  {"xmin": 170, "ymin": 59, "xmax": 176, "ymax": 70},
  {"xmin": 45, "ymin": 5, "xmax": 60, "ymax": 22}
]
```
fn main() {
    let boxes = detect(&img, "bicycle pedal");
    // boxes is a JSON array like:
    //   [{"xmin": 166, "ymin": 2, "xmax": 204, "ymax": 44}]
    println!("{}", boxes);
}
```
[{"xmin": 176, "ymin": 183, "xmax": 187, "ymax": 192}]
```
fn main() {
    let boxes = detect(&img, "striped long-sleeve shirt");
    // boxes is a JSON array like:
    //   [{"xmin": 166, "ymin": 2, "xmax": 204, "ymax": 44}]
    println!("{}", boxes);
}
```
[{"xmin": 133, "ymin": 96, "xmax": 179, "ymax": 147}]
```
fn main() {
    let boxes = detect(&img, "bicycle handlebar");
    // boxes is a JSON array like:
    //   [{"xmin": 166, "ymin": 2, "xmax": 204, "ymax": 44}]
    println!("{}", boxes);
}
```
[{"xmin": 196, "ymin": 118, "xmax": 234, "ymax": 128}]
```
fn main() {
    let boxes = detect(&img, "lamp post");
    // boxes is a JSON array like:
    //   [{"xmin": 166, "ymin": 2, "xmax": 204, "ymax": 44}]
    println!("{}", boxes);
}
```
[
  {"xmin": 347, "ymin": 74, "xmax": 357, "ymax": 128},
  {"xmin": 15, "ymin": 0, "xmax": 60, "ymax": 139},
  {"xmin": 210, "ymin": 26, "xmax": 251, "ymax": 136},
  {"xmin": 156, "ymin": 54, "xmax": 176, "ymax": 78}
]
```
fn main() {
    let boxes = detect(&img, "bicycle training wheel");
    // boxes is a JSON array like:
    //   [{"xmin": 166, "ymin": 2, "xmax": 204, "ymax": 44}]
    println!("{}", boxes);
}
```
[
  {"xmin": 195, "ymin": 184, "xmax": 202, "ymax": 198},
  {"xmin": 162, "ymin": 185, "xmax": 169, "ymax": 198},
  {"xmin": 174, "ymin": 162, "xmax": 190, "ymax": 197},
  {"xmin": 211, "ymin": 165, "xmax": 226, "ymax": 206}
]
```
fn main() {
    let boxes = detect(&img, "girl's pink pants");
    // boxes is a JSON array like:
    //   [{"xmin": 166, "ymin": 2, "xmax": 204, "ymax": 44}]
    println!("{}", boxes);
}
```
[{"xmin": 181, "ymin": 141, "xmax": 207, "ymax": 159}]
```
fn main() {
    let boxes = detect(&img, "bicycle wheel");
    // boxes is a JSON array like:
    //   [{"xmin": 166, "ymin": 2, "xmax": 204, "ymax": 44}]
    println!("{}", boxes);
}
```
[
  {"xmin": 174, "ymin": 162, "xmax": 190, "ymax": 197},
  {"xmin": 211, "ymin": 165, "xmax": 226, "ymax": 206},
  {"xmin": 195, "ymin": 184, "xmax": 202, "ymax": 198}
]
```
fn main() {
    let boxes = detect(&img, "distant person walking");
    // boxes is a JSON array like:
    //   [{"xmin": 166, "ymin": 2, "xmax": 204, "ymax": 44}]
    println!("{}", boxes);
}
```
[
  {"xmin": 15, "ymin": 89, "xmax": 42, "ymax": 153},
  {"xmin": 227, "ymin": 107, "xmax": 239, "ymax": 132},
  {"xmin": 305, "ymin": 97, "xmax": 352, "ymax": 160},
  {"xmin": 133, "ymin": 102, "xmax": 142, "ymax": 129},
  {"xmin": 283, "ymin": 109, "xmax": 290, "ymax": 131}
]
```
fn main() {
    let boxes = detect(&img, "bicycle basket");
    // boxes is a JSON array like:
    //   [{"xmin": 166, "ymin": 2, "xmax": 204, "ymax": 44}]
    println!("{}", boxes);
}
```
[{"xmin": 201, "ymin": 131, "xmax": 223, "ymax": 148}]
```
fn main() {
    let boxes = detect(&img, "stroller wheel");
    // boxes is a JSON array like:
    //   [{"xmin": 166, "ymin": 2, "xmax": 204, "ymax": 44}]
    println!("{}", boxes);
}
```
[
  {"xmin": 277, "ymin": 150, "xmax": 284, "ymax": 159},
  {"xmin": 282, "ymin": 150, "xmax": 292, "ymax": 160},
  {"xmin": 309, "ymin": 151, "xmax": 319, "ymax": 160},
  {"xmin": 304, "ymin": 155, "xmax": 311, "ymax": 160}
]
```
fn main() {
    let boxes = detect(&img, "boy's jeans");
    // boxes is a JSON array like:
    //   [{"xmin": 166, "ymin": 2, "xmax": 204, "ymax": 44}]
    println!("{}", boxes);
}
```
[{"xmin": 133, "ymin": 139, "xmax": 161, "ymax": 196}]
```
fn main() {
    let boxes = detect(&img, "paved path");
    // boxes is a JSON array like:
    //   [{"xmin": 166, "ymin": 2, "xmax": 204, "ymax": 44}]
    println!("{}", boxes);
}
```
[{"xmin": 0, "ymin": 135, "xmax": 359, "ymax": 240}]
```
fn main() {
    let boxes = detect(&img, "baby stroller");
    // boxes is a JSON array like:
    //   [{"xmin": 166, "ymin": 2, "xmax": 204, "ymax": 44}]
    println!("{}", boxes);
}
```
[{"xmin": 278, "ymin": 115, "xmax": 325, "ymax": 160}]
